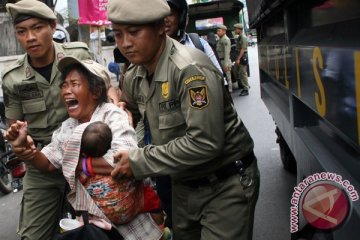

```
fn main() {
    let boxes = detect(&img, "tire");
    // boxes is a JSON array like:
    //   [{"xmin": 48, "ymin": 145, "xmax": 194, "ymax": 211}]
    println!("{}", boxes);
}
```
[
  {"xmin": 0, "ymin": 164, "xmax": 12, "ymax": 194},
  {"xmin": 279, "ymin": 137, "xmax": 297, "ymax": 173},
  {"xmin": 275, "ymin": 128, "xmax": 297, "ymax": 173}
]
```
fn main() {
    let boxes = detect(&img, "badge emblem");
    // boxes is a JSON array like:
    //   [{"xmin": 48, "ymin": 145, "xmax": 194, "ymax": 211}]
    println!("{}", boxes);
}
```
[
  {"xmin": 25, "ymin": 67, "xmax": 31, "ymax": 78},
  {"xmin": 162, "ymin": 82, "xmax": 169, "ymax": 99},
  {"xmin": 57, "ymin": 52, "xmax": 65, "ymax": 61},
  {"xmin": 189, "ymin": 86, "xmax": 209, "ymax": 109}
]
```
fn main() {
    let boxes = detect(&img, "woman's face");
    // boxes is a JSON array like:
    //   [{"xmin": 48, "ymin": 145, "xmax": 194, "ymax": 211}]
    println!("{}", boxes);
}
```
[{"xmin": 60, "ymin": 69, "xmax": 98, "ymax": 123}]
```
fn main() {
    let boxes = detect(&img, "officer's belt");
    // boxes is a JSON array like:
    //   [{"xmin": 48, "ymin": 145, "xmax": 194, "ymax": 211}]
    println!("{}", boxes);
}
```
[
  {"xmin": 181, "ymin": 151, "xmax": 255, "ymax": 188},
  {"xmin": 219, "ymin": 58, "xmax": 224, "ymax": 60}
]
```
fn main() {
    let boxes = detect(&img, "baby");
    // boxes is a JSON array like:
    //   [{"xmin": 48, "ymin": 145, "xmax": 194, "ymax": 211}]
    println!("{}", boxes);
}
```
[{"xmin": 79, "ymin": 121, "xmax": 163, "ymax": 225}]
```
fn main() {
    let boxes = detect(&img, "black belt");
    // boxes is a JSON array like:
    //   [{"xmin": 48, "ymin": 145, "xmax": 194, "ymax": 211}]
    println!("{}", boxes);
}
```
[
  {"xmin": 181, "ymin": 151, "xmax": 255, "ymax": 188},
  {"xmin": 219, "ymin": 58, "xmax": 224, "ymax": 60}
]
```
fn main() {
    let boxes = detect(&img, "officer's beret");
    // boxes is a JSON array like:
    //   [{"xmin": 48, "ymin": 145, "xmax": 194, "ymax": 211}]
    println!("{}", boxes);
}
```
[
  {"xmin": 107, "ymin": 0, "xmax": 171, "ymax": 24},
  {"xmin": 6, "ymin": 0, "xmax": 56, "ymax": 24},
  {"xmin": 58, "ymin": 56, "xmax": 111, "ymax": 90},
  {"xmin": 234, "ymin": 23, "xmax": 244, "ymax": 29},
  {"xmin": 217, "ymin": 24, "xmax": 227, "ymax": 30}
]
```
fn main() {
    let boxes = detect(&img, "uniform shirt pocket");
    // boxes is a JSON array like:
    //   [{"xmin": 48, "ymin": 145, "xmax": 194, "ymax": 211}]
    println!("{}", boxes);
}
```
[
  {"xmin": 21, "ymin": 99, "xmax": 47, "ymax": 128},
  {"xmin": 159, "ymin": 110, "xmax": 185, "ymax": 130},
  {"xmin": 22, "ymin": 99, "xmax": 46, "ymax": 114}
]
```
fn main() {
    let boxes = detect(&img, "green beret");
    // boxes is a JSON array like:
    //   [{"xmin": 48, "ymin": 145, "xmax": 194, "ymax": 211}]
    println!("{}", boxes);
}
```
[
  {"xmin": 217, "ymin": 24, "xmax": 227, "ymax": 30},
  {"xmin": 234, "ymin": 23, "xmax": 243, "ymax": 29},
  {"xmin": 58, "ymin": 56, "xmax": 111, "ymax": 90},
  {"xmin": 107, "ymin": 0, "xmax": 171, "ymax": 24},
  {"xmin": 6, "ymin": 0, "xmax": 56, "ymax": 24}
]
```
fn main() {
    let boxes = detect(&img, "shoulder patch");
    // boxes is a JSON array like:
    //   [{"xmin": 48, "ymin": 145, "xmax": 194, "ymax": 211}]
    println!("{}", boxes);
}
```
[
  {"xmin": 62, "ymin": 41, "xmax": 89, "ymax": 49},
  {"xmin": 184, "ymin": 75, "xmax": 206, "ymax": 85},
  {"xmin": 188, "ymin": 85, "xmax": 209, "ymax": 110},
  {"xmin": 1, "ymin": 57, "xmax": 24, "ymax": 79}
]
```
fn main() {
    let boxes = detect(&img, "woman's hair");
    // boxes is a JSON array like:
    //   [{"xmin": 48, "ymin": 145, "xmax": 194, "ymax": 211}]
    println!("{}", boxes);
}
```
[{"xmin": 60, "ymin": 63, "xmax": 108, "ymax": 105}]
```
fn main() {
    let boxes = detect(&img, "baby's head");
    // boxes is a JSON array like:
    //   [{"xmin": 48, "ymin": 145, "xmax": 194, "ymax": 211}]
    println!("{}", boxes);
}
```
[{"xmin": 81, "ymin": 121, "xmax": 112, "ymax": 158}]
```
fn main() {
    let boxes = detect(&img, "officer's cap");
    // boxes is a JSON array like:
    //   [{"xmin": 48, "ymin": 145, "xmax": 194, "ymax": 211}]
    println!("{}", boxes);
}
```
[
  {"xmin": 107, "ymin": 0, "xmax": 170, "ymax": 24},
  {"xmin": 234, "ymin": 23, "xmax": 243, "ymax": 29},
  {"xmin": 217, "ymin": 24, "xmax": 227, "ymax": 30},
  {"xmin": 6, "ymin": 0, "xmax": 56, "ymax": 24},
  {"xmin": 58, "ymin": 57, "xmax": 111, "ymax": 90}
]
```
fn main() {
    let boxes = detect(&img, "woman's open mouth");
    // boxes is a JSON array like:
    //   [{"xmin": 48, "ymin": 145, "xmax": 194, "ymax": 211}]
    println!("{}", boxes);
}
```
[{"xmin": 65, "ymin": 99, "xmax": 79, "ymax": 110}]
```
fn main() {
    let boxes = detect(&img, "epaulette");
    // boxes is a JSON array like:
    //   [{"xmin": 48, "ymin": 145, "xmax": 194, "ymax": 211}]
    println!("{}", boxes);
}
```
[
  {"xmin": 62, "ymin": 41, "xmax": 89, "ymax": 50},
  {"xmin": 127, "ymin": 64, "xmax": 136, "ymax": 71},
  {"xmin": 1, "ymin": 56, "xmax": 25, "ymax": 79}
]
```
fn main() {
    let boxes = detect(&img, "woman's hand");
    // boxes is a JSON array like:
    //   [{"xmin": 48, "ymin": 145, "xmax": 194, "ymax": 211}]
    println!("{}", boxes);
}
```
[
  {"xmin": 11, "ymin": 135, "xmax": 36, "ymax": 161},
  {"xmin": 112, "ymin": 150, "xmax": 133, "ymax": 179}
]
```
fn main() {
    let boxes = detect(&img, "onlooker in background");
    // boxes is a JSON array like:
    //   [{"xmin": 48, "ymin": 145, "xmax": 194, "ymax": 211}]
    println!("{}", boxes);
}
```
[
  {"xmin": 216, "ymin": 24, "xmax": 233, "ymax": 92},
  {"xmin": 53, "ymin": 11, "xmax": 70, "ymax": 43},
  {"xmin": 53, "ymin": 23, "xmax": 71, "ymax": 43},
  {"xmin": 234, "ymin": 23, "xmax": 250, "ymax": 96},
  {"xmin": 164, "ymin": 0, "xmax": 224, "ymax": 81},
  {"xmin": 2, "ymin": 0, "xmax": 92, "ymax": 239}
]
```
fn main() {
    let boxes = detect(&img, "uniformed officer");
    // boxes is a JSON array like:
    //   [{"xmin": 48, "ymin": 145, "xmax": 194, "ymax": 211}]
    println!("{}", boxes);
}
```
[
  {"xmin": 234, "ymin": 23, "xmax": 250, "ymax": 96},
  {"xmin": 2, "ymin": 1, "xmax": 92, "ymax": 239},
  {"xmin": 216, "ymin": 24, "xmax": 233, "ymax": 92},
  {"xmin": 107, "ymin": 0, "xmax": 260, "ymax": 239}
]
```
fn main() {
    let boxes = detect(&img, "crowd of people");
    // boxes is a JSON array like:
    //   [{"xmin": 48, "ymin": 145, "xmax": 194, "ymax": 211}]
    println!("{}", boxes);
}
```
[{"xmin": 2, "ymin": 0, "xmax": 259, "ymax": 239}]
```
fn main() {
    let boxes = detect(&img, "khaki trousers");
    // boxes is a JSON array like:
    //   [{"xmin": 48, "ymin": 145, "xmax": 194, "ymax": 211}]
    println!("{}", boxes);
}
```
[
  {"xmin": 172, "ymin": 160, "xmax": 260, "ymax": 240},
  {"xmin": 17, "ymin": 165, "xmax": 66, "ymax": 240},
  {"xmin": 235, "ymin": 63, "xmax": 249, "ymax": 90}
]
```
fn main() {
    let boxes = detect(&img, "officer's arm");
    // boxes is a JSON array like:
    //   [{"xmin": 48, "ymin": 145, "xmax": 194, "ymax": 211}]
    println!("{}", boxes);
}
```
[
  {"xmin": 129, "ymin": 65, "xmax": 225, "ymax": 177},
  {"xmin": 238, "ymin": 36, "xmax": 248, "ymax": 60},
  {"xmin": 237, "ymin": 48, "xmax": 245, "ymax": 61},
  {"xmin": 224, "ymin": 39, "xmax": 231, "ymax": 65}
]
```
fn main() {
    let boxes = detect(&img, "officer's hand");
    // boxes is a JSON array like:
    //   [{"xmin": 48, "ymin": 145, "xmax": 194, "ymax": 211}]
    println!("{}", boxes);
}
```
[
  {"xmin": 111, "ymin": 150, "xmax": 133, "ymax": 179},
  {"xmin": 235, "ymin": 59, "xmax": 240, "ymax": 65},
  {"xmin": 224, "ymin": 66, "xmax": 229, "ymax": 72},
  {"xmin": 116, "ymin": 102, "xmax": 134, "ymax": 127}
]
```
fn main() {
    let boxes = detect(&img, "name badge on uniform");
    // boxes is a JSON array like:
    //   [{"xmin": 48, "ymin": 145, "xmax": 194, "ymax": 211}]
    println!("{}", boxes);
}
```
[
  {"xmin": 188, "ymin": 86, "xmax": 209, "ymax": 110},
  {"xmin": 17, "ymin": 83, "xmax": 43, "ymax": 100}
]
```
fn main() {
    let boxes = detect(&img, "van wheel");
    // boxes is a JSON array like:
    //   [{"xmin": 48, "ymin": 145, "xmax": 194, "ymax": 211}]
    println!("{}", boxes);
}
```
[{"xmin": 275, "ymin": 128, "xmax": 297, "ymax": 173}]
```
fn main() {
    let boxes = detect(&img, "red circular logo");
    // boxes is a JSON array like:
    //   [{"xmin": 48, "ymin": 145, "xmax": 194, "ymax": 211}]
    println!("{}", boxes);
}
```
[{"xmin": 301, "ymin": 183, "xmax": 350, "ymax": 230}]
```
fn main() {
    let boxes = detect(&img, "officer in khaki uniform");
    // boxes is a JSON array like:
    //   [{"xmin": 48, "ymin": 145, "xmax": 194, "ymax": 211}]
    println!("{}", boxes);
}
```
[
  {"xmin": 107, "ymin": 0, "xmax": 260, "ymax": 239},
  {"xmin": 234, "ymin": 23, "xmax": 250, "ymax": 96},
  {"xmin": 216, "ymin": 24, "xmax": 233, "ymax": 92},
  {"xmin": 2, "ymin": 1, "xmax": 92, "ymax": 239}
]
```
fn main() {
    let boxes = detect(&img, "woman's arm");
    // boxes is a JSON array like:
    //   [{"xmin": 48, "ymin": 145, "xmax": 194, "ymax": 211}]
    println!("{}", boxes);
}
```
[{"xmin": 30, "ymin": 149, "xmax": 57, "ymax": 172}]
